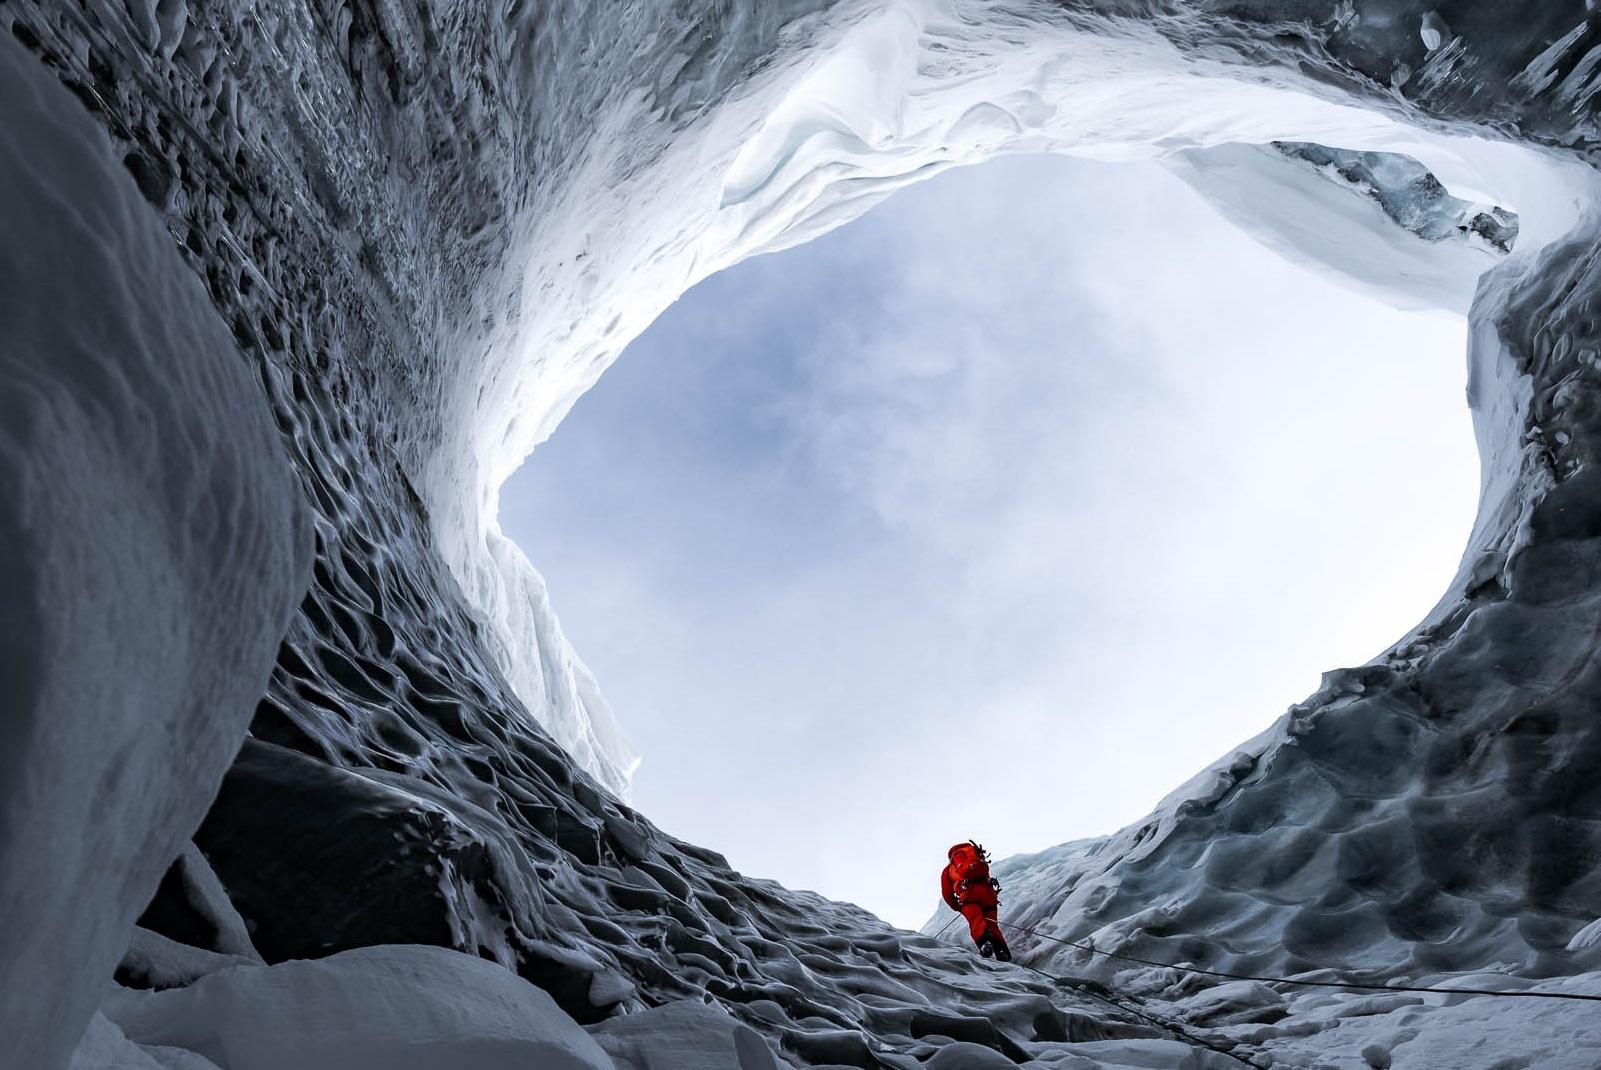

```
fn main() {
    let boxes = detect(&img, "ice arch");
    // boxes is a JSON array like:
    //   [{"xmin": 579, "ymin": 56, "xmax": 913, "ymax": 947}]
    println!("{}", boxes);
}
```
[
  {"xmin": 444, "ymin": 0, "xmax": 1596, "ymax": 795},
  {"xmin": 7, "ymin": 0, "xmax": 1601, "ymax": 1066}
]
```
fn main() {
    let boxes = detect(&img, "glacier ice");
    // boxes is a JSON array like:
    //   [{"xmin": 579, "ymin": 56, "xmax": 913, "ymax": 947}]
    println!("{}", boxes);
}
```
[
  {"xmin": 5, "ymin": 0, "xmax": 1601, "ymax": 1067},
  {"xmin": 0, "ymin": 30, "xmax": 308, "ymax": 1070}
]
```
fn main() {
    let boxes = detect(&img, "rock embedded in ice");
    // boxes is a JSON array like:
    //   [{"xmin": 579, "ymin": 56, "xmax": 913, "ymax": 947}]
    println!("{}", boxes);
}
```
[
  {"xmin": 1169, "ymin": 140, "xmax": 1521, "ymax": 314},
  {"xmin": 1271, "ymin": 142, "xmax": 1518, "ymax": 254}
]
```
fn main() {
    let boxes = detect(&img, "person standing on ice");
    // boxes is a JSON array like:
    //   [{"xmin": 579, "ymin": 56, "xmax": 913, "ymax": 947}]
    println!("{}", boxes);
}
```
[{"xmin": 941, "ymin": 841, "xmax": 1011, "ymax": 961}]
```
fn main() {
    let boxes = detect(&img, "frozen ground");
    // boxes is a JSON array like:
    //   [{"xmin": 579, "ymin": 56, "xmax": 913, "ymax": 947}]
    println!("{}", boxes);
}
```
[{"xmin": 4, "ymin": 0, "xmax": 1601, "ymax": 1067}]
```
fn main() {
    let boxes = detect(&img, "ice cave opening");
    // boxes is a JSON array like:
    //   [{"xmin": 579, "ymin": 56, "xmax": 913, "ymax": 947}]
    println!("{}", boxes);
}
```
[
  {"xmin": 13, "ymin": 2, "xmax": 1601, "ymax": 1067},
  {"xmin": 499, "ymin": 150, "xmax": 1484, "ymax": 930}
]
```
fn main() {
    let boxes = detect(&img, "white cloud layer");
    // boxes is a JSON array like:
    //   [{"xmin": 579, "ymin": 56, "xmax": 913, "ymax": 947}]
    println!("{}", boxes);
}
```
[{"xmin": 500, "ymin": 153, "xmax": 1477, "ymax": 929}]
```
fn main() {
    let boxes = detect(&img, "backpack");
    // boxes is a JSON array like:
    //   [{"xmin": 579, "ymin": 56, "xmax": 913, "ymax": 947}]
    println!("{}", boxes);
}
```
[{"xmin": 949, "ymin": 841, "xmax": 995, "ymax": 889}]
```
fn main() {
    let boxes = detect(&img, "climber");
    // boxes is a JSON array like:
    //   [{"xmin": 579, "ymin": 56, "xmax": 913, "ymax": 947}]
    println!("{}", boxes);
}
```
[{"xmin": 940, "ymin": 841, "xmax": 1011, "ymax": 961}]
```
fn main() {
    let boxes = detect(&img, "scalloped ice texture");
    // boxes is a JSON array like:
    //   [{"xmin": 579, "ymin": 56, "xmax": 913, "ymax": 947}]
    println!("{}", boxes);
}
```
[{"xmin": 7, "ymin": 0, "xmax": 1601, "ymax": 1068}]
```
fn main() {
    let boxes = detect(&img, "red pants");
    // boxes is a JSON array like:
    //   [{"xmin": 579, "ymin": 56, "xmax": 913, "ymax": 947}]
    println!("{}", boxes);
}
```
[{"xmin": 961, "ymin": 901, "xmax": 1002, "ymax": 945}]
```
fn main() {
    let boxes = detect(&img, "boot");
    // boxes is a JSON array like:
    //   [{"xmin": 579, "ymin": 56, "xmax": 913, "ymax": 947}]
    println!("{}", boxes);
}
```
[{"xmin": 978, "ymin": 934, "xmax": 1011, "ymax": 962}]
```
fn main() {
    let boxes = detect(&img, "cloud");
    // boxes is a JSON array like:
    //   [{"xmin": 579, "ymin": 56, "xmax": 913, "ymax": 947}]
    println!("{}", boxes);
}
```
[{"xmin": 500, "ymin": 153, "xmax": 1476, "ymax": 929}]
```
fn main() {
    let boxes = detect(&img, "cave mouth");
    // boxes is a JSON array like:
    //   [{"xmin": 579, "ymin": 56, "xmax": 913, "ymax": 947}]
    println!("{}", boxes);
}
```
[
  {"xmin": 447, "ymin": 5, "xmax": 1595, "ymax": 834},
  {"xmin": 498, "ymin": 150, "xmax": 1482, "ymax": 929},
  {"xmin": 16, "ymin": 4, "xmax": 1601, "ymax": 1065}
]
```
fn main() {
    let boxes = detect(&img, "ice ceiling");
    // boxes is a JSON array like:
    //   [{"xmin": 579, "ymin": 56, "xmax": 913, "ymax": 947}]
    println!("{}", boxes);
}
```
[
  {"xmin": 7, "ymin": 0, "xmax": 1601, "ymax": 1067},
  {"xmin": 458, "ymin": 1, "xmax": 1592, "ymax": 797}
]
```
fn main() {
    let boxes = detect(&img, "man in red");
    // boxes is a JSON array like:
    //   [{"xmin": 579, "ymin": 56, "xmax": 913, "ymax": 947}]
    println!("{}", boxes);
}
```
[{"xmin": 940, "ymin": 841, "xmax": 1011, "ymax": 961}]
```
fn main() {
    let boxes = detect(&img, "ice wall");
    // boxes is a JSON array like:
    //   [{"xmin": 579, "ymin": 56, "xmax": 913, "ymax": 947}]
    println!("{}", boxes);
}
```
[
  {"xmin": 0, "ymin": 32, "xmax": 308, "ymax": 1070},
  {"xmin": 6, "ymin": 0, "xmax": 1601, "ymax": 1066},
  {"xmin": 967, "ymin": 187, "xmax": 1601, "ymax": 983}
]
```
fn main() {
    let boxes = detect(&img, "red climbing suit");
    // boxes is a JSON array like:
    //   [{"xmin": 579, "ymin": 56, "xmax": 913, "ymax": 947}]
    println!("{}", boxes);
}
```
[{"xmin": 941, "ymin": 841, "xmax": 1009, "ymax": 958}]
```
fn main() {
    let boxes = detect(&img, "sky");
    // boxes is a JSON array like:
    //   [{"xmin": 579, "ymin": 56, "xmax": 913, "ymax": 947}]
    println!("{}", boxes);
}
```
[{"xmin": 499, "ymin": 152, "xmax": 1479, "ymax": 931}]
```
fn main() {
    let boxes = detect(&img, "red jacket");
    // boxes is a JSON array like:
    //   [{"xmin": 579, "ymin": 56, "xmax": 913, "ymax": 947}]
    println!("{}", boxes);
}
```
[{"xmin": 942, "ymin": 843, "xmax": 997, "ymax": 910}]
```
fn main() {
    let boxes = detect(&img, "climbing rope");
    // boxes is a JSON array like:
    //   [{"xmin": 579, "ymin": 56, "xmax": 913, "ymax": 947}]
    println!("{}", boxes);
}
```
[
  {"xmin": 1010, "ymin": 956, "xmax": 1258, "ymax": 1068},
  {"xmin": 921, "ymin": 912, "xmax": 1258, "ymax": 1067},
  {"xmin": 996, "ymin": 920, "xmax": 1601, "ymax": 1004}
]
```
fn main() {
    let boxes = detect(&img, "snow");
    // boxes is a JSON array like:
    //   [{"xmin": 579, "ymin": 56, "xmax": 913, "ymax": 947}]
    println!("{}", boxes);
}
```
[
  {"xmin": 68, "ymin": 1013, "xmax": 226, "ymax": 1070},
  {"xmin": 1047, "ymin": 1038, "xmax": 1239, "ymax": 1070},
  {"xmin": 1168, "ymin": 141, "xmax": 1508, "ymax": 313},
  {"xmin": 68, "ymin": 1015, "xmax": 177, "ymax": 1070},
  {"xmin": 1217, "ymin": 974, "xmax": 1601, "ymax": 1069},
  {"xmin": 0, "ymin": 30, "xmax": 307, "ymax": 1070},
  {"xmin": 105, "ymin": 945, "xmax": 615, "ymax": 1070},
  {"xmin": 590, "ymin": 1000, "xmax": 782, "ymax": 1070},
  {"xmin": 118, "ymin": 927, "xmax": 259, "ymax": 992},
  {"xmin": 7, "ymin": 0, "xmax": 1601, "ymax": 1067},
  {"xmin": 1566, "ymin": 918, "xmax": 1601, "ymax": 952},
  {"xmin": 168, "ymin": 843, "xmax": 262, "ymax": 963}
]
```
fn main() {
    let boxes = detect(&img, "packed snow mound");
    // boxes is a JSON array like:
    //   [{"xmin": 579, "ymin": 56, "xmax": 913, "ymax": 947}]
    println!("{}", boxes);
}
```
[
  {"xmin": 106, "ymin": 944, "xmax": 614, "ymax": 1070},
  {"xmin": 7, "ymin": 0, "xmax": 1601, "ymax": 1067},
  {"xmin": 92, "ymin": 942, "xmax": 1250, "ymax": 1070},
  {"xmin": 0, "ymin": 30, "xmax": 308, "ymax": 1070}
]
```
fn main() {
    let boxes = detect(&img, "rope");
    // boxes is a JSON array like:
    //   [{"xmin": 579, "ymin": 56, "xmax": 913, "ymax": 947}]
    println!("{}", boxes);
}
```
[
  {"xmin": 928, "ymin": 909, "xmax": 1261, "ymax": 1070},
  {"xmin": 996, "ymin": 920, "xmax": 1601, "ymax": 1005},
  {"xmin": 924, "ymin": 910, "xmax": 1258, "ymax": 1068},
  {"xmin": 1006, "ymin": 957, "xmax": 1260, "ymax": 1069}
]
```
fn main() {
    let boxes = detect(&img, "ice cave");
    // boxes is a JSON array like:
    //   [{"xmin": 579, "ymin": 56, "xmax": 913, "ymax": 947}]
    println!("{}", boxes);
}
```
[{"xmin": 4, "ymin": 1, "xmax": 1601, "ymax": 1068}]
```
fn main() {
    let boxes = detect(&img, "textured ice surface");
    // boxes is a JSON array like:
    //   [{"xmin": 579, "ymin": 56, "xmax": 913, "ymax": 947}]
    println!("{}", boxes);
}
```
[
  {"xmin": 6, "ymin": 0, "xmax": 1601, "ymax": 1067},
  {"xmin": 0, "ymin": 31, "xmax": 308, "ymax": 1070},
  {"xmin": 1272, "ymin": 141, "xmax": 1519, "ymax": 252}
]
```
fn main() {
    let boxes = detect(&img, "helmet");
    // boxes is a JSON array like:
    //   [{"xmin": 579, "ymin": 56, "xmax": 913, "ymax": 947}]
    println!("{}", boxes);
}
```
[{"xmin": 948, "ymin": 840, "xmax": 987, "ymax": 862}]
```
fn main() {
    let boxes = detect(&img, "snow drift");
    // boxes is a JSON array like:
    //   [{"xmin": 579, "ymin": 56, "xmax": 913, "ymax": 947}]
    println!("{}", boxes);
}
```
[
  {"xmin": 0, "ymin": 31, "xmax": 308, "ymax": 1070},
  {"xmin": 5, "ymin": 0, "xmax": 1601, "ymax": 1066}
]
